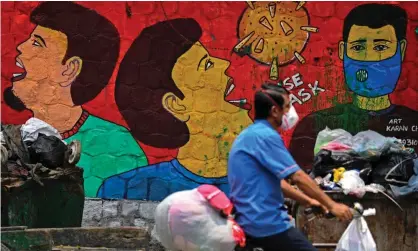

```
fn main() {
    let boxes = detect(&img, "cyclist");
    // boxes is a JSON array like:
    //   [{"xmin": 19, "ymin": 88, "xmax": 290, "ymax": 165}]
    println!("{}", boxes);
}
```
[{"xmin": 228, "ymin": 83, "xmax": 353, "ymax": 251}]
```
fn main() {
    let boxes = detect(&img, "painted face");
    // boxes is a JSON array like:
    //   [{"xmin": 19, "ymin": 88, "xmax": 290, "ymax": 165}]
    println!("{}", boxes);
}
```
[
  {"xmin": 11, "ymin": 26, "xmax": 73, "ymax": 110},
  {"xmin": 339, "ymin": 25, "xmax": 406, "ymax": 98},
  {"xmin": 172, "ymin": 42, "xmax": 252, "ymax": 177}
]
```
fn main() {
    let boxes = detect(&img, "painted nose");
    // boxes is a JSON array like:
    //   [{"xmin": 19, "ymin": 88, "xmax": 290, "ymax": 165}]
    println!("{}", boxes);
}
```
[{"xmin": 356, "ymin": 69, "xmax": 368, "ymax": 82}]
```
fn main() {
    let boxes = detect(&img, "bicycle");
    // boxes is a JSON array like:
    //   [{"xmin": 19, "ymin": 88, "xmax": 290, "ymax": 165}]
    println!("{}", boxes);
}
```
[{"xmin": 237, "ymin": 202, "xmax": 376, "ymax": 251}]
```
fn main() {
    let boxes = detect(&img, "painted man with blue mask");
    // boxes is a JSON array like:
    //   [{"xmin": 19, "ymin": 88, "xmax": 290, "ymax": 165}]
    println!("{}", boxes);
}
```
[
  {"xmin": 289, "ymin": 4, "xmax": 418, "ymax": 170},
  {"xmin": 339, "ymin": 4, "xmax": 407, "ymax": 102}
]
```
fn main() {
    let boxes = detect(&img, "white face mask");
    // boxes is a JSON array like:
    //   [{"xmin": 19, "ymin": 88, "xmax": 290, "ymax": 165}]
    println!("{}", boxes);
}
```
[{"xmin": 280, "ymin": 105, "xmax": 299, "ymax": 131}]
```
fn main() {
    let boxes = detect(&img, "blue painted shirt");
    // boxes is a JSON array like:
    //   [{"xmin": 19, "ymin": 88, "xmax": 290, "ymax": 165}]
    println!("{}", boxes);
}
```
[
  {"xmin": 228, "ymin": 119, "xmax": 300, "ymax": 237},
  {"xmin": 97, "ymin": 159, "xmax": 229, "ymax": 201}
]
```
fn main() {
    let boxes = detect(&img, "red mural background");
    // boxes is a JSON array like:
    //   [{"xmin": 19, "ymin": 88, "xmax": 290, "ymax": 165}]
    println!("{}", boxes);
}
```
[{"xmin": 2, "ymin": 1, "xmax": 417, "ymax": 164}]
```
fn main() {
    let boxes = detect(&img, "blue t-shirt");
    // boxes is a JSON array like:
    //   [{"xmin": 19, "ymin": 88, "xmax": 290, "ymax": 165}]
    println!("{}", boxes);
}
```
[{"xmin": 228, "ymin": 119, "xmax": 301, "ymax": 237}]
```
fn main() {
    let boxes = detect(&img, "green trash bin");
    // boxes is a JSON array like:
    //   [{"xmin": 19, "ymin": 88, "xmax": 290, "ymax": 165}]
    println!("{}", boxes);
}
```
[{"xmin": 1, "ymin": 167, "xmax": 84, "ymax": 228}]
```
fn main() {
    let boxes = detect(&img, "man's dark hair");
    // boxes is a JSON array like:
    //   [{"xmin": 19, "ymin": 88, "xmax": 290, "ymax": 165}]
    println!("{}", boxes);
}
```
[
  {"xmin": 254, "ymin": 83, "xmax": 289, "ymax": 120},
  {"xmin": 115, "ymin": 18, "xmax": 202, "ymax": 149},
  {"xmin": 343, "ymin": 4, "xmax": 407, "ymax": 42},
  {"xmin": 30, "ymin": 2, "xmax": 120, "ymax": 105}
]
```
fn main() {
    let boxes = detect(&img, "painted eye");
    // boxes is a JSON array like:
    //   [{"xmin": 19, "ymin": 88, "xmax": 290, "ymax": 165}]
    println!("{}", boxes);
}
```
[
  {"xmin": 374, "ymin": 45, "xmax": 389, "ymax": 51},
  {"xmin": 205, "ymin": 59, "xmax": 214, "ymax": 71},
  {"xmin": 32, "ymin": 40, "xmax": 41, "ymax": 47},
  {"xmin": 350, "ymin": 45, "xmax": 365, "ymax": 51}
]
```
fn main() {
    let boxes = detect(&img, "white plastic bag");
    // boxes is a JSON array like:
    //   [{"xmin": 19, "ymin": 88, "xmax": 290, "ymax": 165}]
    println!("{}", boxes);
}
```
[
  {"xmin": 154, "ymin": 187, "xmax": 239, "ymax": 251},
  {"xmin": 336, "ymin": 217, "xmax": 376, "ymax": 251},
  {"xmin": 339, "ymin": 170, "xmax": 366, "ymax": 198},
  {"xmin": 20, "ymin": 118, "xmax": 63, "ymax": 143}
]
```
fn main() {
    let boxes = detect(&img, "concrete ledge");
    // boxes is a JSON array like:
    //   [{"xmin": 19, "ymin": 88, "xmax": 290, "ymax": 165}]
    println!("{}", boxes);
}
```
[
  {"xmin": 48, "ymin": 227, "xmax": 151, "ymax": 249},
  {"xmin": 53, "ymin": 247, "xmax": 145, "ymax": 251},
  {"xmin": 2, "ymin": 227, "xmax": 165, "ymax": 251}
]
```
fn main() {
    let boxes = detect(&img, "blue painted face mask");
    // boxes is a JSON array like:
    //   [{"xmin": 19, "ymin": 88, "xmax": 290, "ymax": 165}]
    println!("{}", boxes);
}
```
[{"xmin": 343, "ymin": 42, "xmax": 402, "ymax": 98}]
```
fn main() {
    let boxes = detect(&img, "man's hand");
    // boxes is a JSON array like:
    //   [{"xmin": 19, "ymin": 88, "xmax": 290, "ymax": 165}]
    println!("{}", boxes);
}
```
[
  {"xmin": 329, "ymin": 202, "xmax": 353, "ymax": 221},
  {"xmin": 290, "ymin": 170, "xmax": 353, "ymax": 222}
]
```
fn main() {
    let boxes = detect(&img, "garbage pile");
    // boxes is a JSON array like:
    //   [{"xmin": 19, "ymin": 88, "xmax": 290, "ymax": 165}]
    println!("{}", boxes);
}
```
[
  {"xmin": 1, "ymin": 118, "xmax": 82, "ymax": 189},
  {"xmin": 311, "ymin": 127, "xmax": 417, "ymax": 200}
]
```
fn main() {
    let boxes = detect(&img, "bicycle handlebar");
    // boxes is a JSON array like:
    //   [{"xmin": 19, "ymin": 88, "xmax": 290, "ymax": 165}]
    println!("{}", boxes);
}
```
[
  {"xmin": 304, "ymin": 207, "xmax": 336, "ymax": 218},
  {"xmin": 304, "ymin": 202, "xmax": 376, "ymax": 219}
]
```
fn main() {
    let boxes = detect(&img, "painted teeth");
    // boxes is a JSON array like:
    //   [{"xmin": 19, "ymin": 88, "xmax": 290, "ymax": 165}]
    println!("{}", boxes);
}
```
[
  {"xmin": 225, "ymin": 83, "xmax": 235, "ymax": 97},
  {"xmin": 228, "ymin": 99, "xmax": 247, "ymax": 104},
  {"xmin": 13, "ymin": 73, "xmax": 23, "ymax": 77},
  {"xmin": 16, "ymin": 61, "xmax": 24, "ymax": 68}
]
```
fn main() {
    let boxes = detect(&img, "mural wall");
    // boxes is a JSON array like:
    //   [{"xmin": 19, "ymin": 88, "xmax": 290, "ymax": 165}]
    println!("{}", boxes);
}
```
[{"xmin": 2, "ymin": 1, "xmax": 417, "ymax": 200}]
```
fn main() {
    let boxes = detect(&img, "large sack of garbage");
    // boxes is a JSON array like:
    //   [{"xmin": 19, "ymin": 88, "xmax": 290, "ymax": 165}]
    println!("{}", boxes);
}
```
[{"xmin": 154, "ymin": 184, "xmax": 245, "ymax": 251}]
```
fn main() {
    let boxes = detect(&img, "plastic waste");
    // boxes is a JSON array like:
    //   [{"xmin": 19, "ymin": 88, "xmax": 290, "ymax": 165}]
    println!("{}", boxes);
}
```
[
  {"xmin": 336, "ymin": 216, "xmax": 376, "ymax": 251},
  {"xmin": 371, "ymin": 152, "xmax": 417, "ymax": 185},
  {"xmin": 339, "ymin": 170, "xmax": 366, "ymax": 198},
  {"xmin": 1, "ymin": 124, "xmax": 31, "ymax": 163},
  {"xmin": 315, "ymin": 128, "xmax": 412, "ymax": 160},
  {"xmin": 318, "ymin": 173, "xmax": 336, "ymax": 190},
  {"xmin": 323, "ymin": 173, "xmax": 332, "ymax": 182},
  {"xmin": 390, "ymin": 158, "xmax": 418, "ymax": 197},
  {"xmin": 28, "ymin": 133, "xmax": 67, "ymax": 169},
  {"xmin": 20, "ymin": 118, "xmax": 63, "ymax": 143},
  {"xmin": 154, "ymin": 185, "xmax": 244, "ymax": 251},
  {"xmin": 364, "ymin": 183, "xmax": 385, "ymax": 194},
  {"xmin": 312, "ymin": 149, "xmax": 372, "ymax": 180},
  {"xmin": 314, "ymin": 127, "xmax": 353, "ymax": 155},
  {"xmin": 333, "ymin": 167, "xmax": 346, "ymax": 182},
  {"xmin": 352, "ymin": 130, "xmax": 394, "ymax": 159},
  {"xmin": 362, "ymin": 208, "xmax": 376, "ymax": 217},
  {"xmin": 359, "ymin": 167, "xmax": 372, "ymax": 184},
  {"xmin": 0, "ymin": 131, "xmax": 8, "ymax": 166},
  {"xmin": 321, "ymin": 142, "xmax": 352, "ymax": 152},
  {"xmin": 0, "ymin": 131, "xmax": 5, "ymax": 146}
]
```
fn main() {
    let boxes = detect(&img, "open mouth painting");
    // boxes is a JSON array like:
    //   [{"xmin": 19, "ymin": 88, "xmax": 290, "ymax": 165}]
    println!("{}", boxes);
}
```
[
  {"xmin": 3, "ymin": 57, "xmax": 28, "ymax": 111},
  {"xmin": 224, "ymin": 78, "xmax": 252, "ymax": 111},
  {"xmin": 12, "ymin": 57, "xmax": 27, "ymax": 82}
]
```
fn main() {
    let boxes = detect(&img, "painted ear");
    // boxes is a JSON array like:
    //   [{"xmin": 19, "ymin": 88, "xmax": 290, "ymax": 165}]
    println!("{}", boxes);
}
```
[
  {"xmin": 61, "ymin": 56, "xmax": 82, "ymax": 86},
  {"xmin": 400, "ymin": 39, "xmax": 407, "ymax": 61},
  {"xmin": 162, "ymin": 92, "xmax": 190, "ymax": 122},
  {"xmin": 338, "ymin": 41, "xmax": 344, "ymax": 60}
]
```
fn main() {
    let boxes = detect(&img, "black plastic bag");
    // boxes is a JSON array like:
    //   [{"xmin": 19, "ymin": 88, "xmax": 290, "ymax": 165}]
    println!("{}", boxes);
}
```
[
  {"xmin": 371, "ymin": 152, "xmax": 417, "ymax": 185},
  {"xmin": 28, "ymin": 133, "xmax": 67, "ymax": 169},
  {"xmin": 311, "ymin": 149, "xmax": 371, "ymax": 178},
  {"xmin": 359, "ymin": 167, "xmax": 373, "ymax": 184}
]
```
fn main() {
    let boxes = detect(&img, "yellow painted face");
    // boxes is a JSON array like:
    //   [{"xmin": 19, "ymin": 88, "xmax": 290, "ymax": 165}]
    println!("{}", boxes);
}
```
[
  {"xmin": 339, "ymin": 24, "xmax": 406, "ymax": 61},
  {"xmin": 171, "ymin": 42, "xmax": 252, "ymax": 178},
  {"xmin": 12, "ymin": 25, "xmax": 73, "ymax": 110}
]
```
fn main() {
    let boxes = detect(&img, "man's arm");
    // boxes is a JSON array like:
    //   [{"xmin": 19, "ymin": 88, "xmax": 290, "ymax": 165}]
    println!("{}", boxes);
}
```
[
  {"xmin": 289, "ymin": 170, "xmax": 352, "ymax": 221},
  {"xmin": 281, "ymin": 180, "xmax": 316, "ymax": 206}
]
